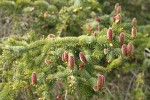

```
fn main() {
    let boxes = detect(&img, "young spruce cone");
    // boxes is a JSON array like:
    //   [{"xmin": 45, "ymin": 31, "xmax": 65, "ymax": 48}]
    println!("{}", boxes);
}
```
[
  {"xmin": 25, "ymin": 85, "xmax": 30, "ymax": 90},
  {"xmin": 86, "ymin": 25, "xmax": 92, "ymax": 31},
  {"xmin": 107, "ymin": 28, "xmax": 113, "ymax": 41},
  {"xmin": 79, "ymin": 52, "xmax": 87, "ymax": 63},
  {"xmin": 132, "ymin": 18, "xmax": 137, "ymax": 26},
  {"xmin": 127, "ymin": 42, "xmax": 134, "ymax": 56},
  {"xmin": 116, "ymin": 6, "xmax": 121, "ymax": 13},
  {"xmin": 69, "ymin": 55, "xmax": 75, "ymax": 70},
  {"xmin": 121, "ymin": 44, "xmax": 127, "ymax": 55},
  {"xmin": 93, "ymin": 31, "xmax": 97, "ymax": 37},
  {"xmin": 32, "ymin": 72, "xmax": 37, "ymax": 85},
  {"xmin": 131, "ymin": 27, "xmax": 137, "ymax": 38},
  {"xmin": 95, "ymin": 17, "xmax": 101, "ymax": 22},
  {"xmin": 93, "ymin": 75, "xmax": 105, "ymax": 91},
  {"xmin": 114, "ymin": 13, "xmax": 122, "ymax": 23},
  {"xmin": 62, "ymin": 52, "xmax": 68, "ymax": 62},
  {"xmin": 119, "ymin": 32, "xmax": 125, "ymax": 45},
  {"xmin": 97, "ymin": 75, "xmax": 105, "ymax": 88},
  {"xmin": 114, "ymin": 3, "xmax": 119, "ymax": 11}
]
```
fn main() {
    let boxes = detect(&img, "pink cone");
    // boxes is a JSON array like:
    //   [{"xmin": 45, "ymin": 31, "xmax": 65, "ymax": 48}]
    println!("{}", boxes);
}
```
[
  {"xmin": 107, "ymin": 28, "xmax": 113, "ymax": 41},
  {"xmin": 79, "ymin": 52, "xmax": 87, "ymax": 63},
  {"xmin": 32, "ymin": 72, "xmax": 37, "ymax": 85},
  {"xmin": 127, "ymin": 42, "xmax": 134, "ymax": 56},
  {"xmin": 69, "ymin": 55, "xmax": 75, "ymax": 70},
  {"xmin": 119, "ymin": 32, "xmax": 125, "ymax": 45},
  {"xmin": 121, "ymin": 44, "xmax": 127, "ymax": 55}
]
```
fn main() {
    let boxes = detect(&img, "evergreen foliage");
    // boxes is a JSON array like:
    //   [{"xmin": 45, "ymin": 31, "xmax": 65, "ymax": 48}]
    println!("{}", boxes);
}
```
[{"xmin": 0, "ymin": 0, "xmax": 149, "ymax": 100}]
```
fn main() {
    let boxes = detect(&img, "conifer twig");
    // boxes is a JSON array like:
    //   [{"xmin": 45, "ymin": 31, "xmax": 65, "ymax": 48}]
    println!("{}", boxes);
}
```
[
  {"xmin": 124, "ymin": 74, "xmax": 135, "ymax": 100},
  {"xmin": 65, "ymin": 90, "xmax": 67, "ymax": 100},
  {"xmin": 106, "ymin": 86, "xmax": 115, "ymax": 99}
]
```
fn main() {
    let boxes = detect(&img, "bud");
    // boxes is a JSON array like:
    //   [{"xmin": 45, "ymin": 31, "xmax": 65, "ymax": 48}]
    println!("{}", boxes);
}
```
[
  {"xmin": 44, "ymin": 59, "xmax": 51, "ymax": 65},
  {"xmin": 131, "ymin": 27, "xmax": 137, "ymax": 38},
  {"xmin": 107, "ymin": 28, "xmax": 113, "ymax": 41},
  {"xmin": 93, "ymin": 75, "xmax": 105, "ymax": 91},
  {"xmin": 86, "ymin": 25, "xmax": 92, "ymax": 31},
  {"xmin": 62, "ymin": 52, "xmax": 68, "ymax": 62},
  {"xmin": 95, "ymin": 17, "xmax": 101, "ymax": 22},
  {"xmin": 116, "ymin": 6, "xmax": 121, "ymax": 13},
  {"xmin": 121, "ymin": 44, "xmax": 127, "ymax": 55},
  {"xmin": 79, "ymin": 52, "xmax": 87, "ymax": 63},
  {"xmin": 25, "ymin": 85, "xmax": 30, "ymax": 90},
  {"xmin": 64, "ymin": 52, "xmax": 68, "ymax": 62},
  {"xmin": 62, "ymin": 53, "xmax": 65, "ymax": 62},
  {"xmin": 104, "ymin": 48, "xmax": 108, "ymax": 55},
  {"xmin": 113, "ymin": 14, "xmax": 117, "ymax": 22},
  {"xmin": 79, "ymin": 63, "xmax": 84, "ymax": 71},
  {"xmin": 115, "ymin": 3, "xmax": 119, "ymax": 11},
  {"xmin": 43, "ymin": 11, "xmax": 48, "ymax": 18},
  {"xmin": 93, "ymin": 85, "xmax": 99, "ymax": 91},
  {"xmin": 62, "ymin": 51, "xmax": 68, "ymax": 62},
  {"xmin": 32, "ymin": 72, "xmax": 37, "ymax": 85},
  {"xmin": 97, "ymin": 75, "xmax": 105, "ymax": 88},
  {"xmin": 132, "ymin": 18, "xmax": 137, "ymax": 26},
  {"xmin": 127, "ymin": 42, "xmax": 134, "ymax": 56},
  {"xmin": 119, "ymin": 32, "xmax": 125, "ymax": 45},
  {"xmin": 96, "ymin": 25, "xmax": 100, "ymax": 30},
  {"xmin": 114, "ymin": 14, "xmax": 122, "ymax": 23},
  {"xmin": 56, "ymin": 95, "xmax": 62, "ymax": 100},
  {"xmin": 47, "ymin": 34, "xmax": 55, "ymax": 38},
  {"xmin": 93, "ymin": 31, "xmax": 97, "ymax": 37},
  {"xmin": 69, "ymin": 55, "xmax": 75, "ymax": 70}
]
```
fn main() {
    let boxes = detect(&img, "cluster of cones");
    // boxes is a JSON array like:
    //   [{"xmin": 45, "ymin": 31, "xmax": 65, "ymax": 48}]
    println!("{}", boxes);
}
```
[{"xmin": 62, "ymin": 51, "xmax": 87, "ymax": 71}]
